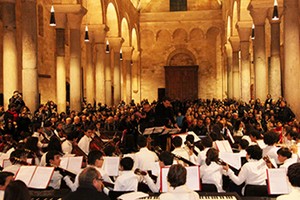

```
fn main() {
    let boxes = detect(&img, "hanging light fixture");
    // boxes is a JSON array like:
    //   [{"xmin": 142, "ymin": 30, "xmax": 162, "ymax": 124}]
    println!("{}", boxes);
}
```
[
  {"xmin": 105, "ymin": 40, "xmax": 110, "ymax": 53},
  {"xmin": 272, "ymin": 0, "xmax": 279, "ymax": 21},
  {"xmin": 120, "ymin": 49, "xmax": 123, "ymax": 60},
  {"xmin": 251, "ymin": 24, "xmax": 255, "ymax": 40},
  {"xmin": 84, "ymin": 25, "xmax": 89, "ymax": 42},
  {"xmin": 49, "ymin": 5, "xmax": 56, "ymax": 27}
]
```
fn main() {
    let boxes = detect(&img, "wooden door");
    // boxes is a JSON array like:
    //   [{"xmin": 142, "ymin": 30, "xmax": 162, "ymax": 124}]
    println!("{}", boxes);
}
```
[{"xmin": 165, "ymin": 66, "xmax": 198, "ymax": 101}]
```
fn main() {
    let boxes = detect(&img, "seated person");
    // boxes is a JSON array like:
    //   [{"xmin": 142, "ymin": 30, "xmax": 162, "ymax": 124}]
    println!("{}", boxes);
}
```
[
  {"xmin": 78, "ymin": 125, "xmax": 94, "ymax": 155},
  {"xmin": 277, "ymin": 147, "xmax": 296, "ymax": 170},
  {"xmin": 159, "ymin": 164, "xmax": 199, "ymax": 200},
  {"xmin": 277, "ymin": 163, "xmax": 300, "ymax": 200},
  {"xmin": 114, "ymin": 157, "xmax": 139, "ymax": 191},
  {"xmin": 0, "ymin": 172, "xmax": 14, "ymax": 200},
  {"xmin": 3, "ymin": 149, "xmax": 27, "ymax": 175},
  {"xmin": 4, "ymin": 180, "xmax": 30, "ymax": 200},
  {"xmin": 197, "ymin": 136, "xmax": 213, "ymax": 166},
  {"xmin": 200, "ymin": 148, "xmax": 226, "ymax": 192},
  {"xmin": 223, "ymin": 145, "xmax": 268, "ymax": 195},
  {"xmin": 263, "ymin": 131, "xmax": 280, "ymax": 164},
  {"xmin": 46, "ymin": 150, "xmax": 73, "ymax": 189},
  {"xmin": 171, "ymin": 136, "xmax": 190, "ymax": 166},
  {"xmin": 63, "ymin": 167, "xmax": 110, "ymax": 200}
]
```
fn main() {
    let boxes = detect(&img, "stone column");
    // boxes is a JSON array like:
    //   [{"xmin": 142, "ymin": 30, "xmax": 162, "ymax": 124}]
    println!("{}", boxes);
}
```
[
  {"xmin": 85, "ymin": 42, "xmax": 94, "ymax": 105},
  {"xmin": 105, "ymin": 39, "xmax": 112, "ymax": 106},
  {"xmin": 229, "ymin": 36, "xmax": 240, "ymax": 100},
  {"xmin": 250, "ymin": 7, "xmax": 268, "ymax": 101},
  {"xmin": 132, "ymin": 51, "xmax": 140, "ymax": 102},
  {"xmin": 225, "ymin": 43, "xmax": 233, "ymax": 99},
  {"xmin": 56, "ymin": 29, "xmax": 66, "ymax": 113},
  {"xmin": 269, "ymin": 18, "xmax": 281, "ymax": 99},
  {"xmin": 1, "ymin": 1, "xmax": 18, "ymax": 110},
  {"xmin": 93, "ymin": 25, "xmax": 107, "ymax": 105},
  {"xmin": 108, "ymin": 37, "xmax": 123, "ymax": 105},
  {"xmin": 284, "ymin": 0, "xmax": 300, "ymax": 118},
  {"xmin": 68, "ymin": 14, "xmax": 83, "ymax": 111},
  {"xmin": 237, "ymin": 22, "xmax": 252, "ymax": 102},
  {"xmin": 21, "ymin": 0, "xmax": 38, "ymax": 112},
  {"xmin": 122, "ymin": 46, "xmax": 133, "ymax": 104}
]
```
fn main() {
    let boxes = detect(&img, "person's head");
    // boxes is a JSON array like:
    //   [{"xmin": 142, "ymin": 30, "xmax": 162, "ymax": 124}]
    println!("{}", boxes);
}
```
[
  {"xmin": 263, "ymin": 131, "xmax": 279, "ymax": 145},
  {"xmin": 172, "ymin": 136, "xmax": 182, "ymax": 148},
  {"xmin": 162, "ymin": 97, "xmax": 171, "ymax": 108},
  {"xmin": 143, "ymin": 102, "xmax": 151, "ymax": 113},
  {"xmin": 185, "ymin": 135, "xmax": 194, "ymax": 144},
  {"xmin": 246, "ymin": 145, "xmax": 262, "ymax": 160},
  {"xmin": 87, "ymin": 150, "xmax": 104, "ymax": 168},
  {"xmin": 47, "ymin": 136, "xmax": 62, "ymax": 152},
  {"xmin": 201, "ymin": 136, "xmax": 213, "ymax": 148},
  {"xmin": 205, "ymin": 148, "xmax": 219, "ymax": 166},
  {"xmin": 249, "ymin": 130, "xmax": 261, "ymax": 142},
  {"xmin": 84, "ymin": 124, "xmax": 95, "ymax": 137},
  {"xmin": 167, "ymin": 164, "xmax": 187, "ymax": 188},
  {"xmin": 137, "ymin": 135, "xmax": 147, "ymax": 148},
  {"xmin": 46, "ymin": 150, "xmax": 61, "ymax": 167},
  {"xmin": 4, "ymin": 180, "xmax": 30, "ymax": 200},
  {"xmin": 0, "ymin": 172, "xmax": 14, "ymax": 191},
  {"xmin": 9, "ymin": 149, "xmax": 27, "ymax": 164},
  {"xmin": 120, "ymin": 157, "xmax": 134, "ymax": 171},
  {"xmin": 79, "ymin": 167, "xmax": 104, "ymax": 192},
  {"xmin": 277, "ymin": 147, "xmax": 292, "ymax": 163},
  {"xmin": 287, "ymin": 163, "xmax": 300, "ymax": 187},
  {"xmin": 239, "ymin": 139, "xmax": 249, "ymax": 150},
  {"xmin": 159, "ymin": 151, "xmax": 174, "ymax": 167}
]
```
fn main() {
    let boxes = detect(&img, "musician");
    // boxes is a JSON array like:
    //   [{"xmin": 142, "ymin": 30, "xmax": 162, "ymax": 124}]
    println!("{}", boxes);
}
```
[
  {"xmin": 3, "ymin": 149, "xmax": 27, "ymax": 174},
  {"xmin": 43, "ymin": 121, "xmax": 55, "ymax": 141},
  {"xmin": 63, "ymin": 167, "xmax": 110, "ymax": 200},
  {"xmin": 114, "ymin": 157, "xmax": 139, "ymax": 191},
  {"xmin": 32, "ymin": 122, "xmax": 48, "ymax": 150},
  {"xmin": 4, "ymin": 180, "xmax": 30, "ymax": 200},
  {"xmin": 200, "ymin": 148, "xmax": 226, "ymax": 192},
  {"xmin": 46, "ymin": 150, "xmax": 73, "ymax": 189},
  {"xmin": 277, "ymin": 147, "xmax": 296, "ymax": 170},
  {"xmin": 159, "ymin": 164, "xmax": 199, "ymax": 200},
  {"xmin": 54, "ymin": 122, "xmax": 66, "ymax": 142},
  {"xmin": 0, "ymin": 172, "xmax": 14, "ymax": 200},
  {"xmin": 62, "ymin": 131, "xmax": 78, "ymax": 155},
  {"xmin": 277, "ymin": 163, "xmax": 300, "ymax": 200},
  {"xmin": 171, "ymin": 136, "xmax": 190, "ymax": 166},
  {"xmin": 40, "ymin": 136, "xmax": 63, "ymax": 166},
  {"xmin": 133, "ymin": 135, "xmax": 158, "ymax": 171},
  {"xmin": 197, "ymin": 136, "xmax": 213, "ymax": 166},
  {"xmin": 78, "ymin": 125, "xmax": 94, "ymax": 155},
  {"xmin": 223, "ymin": 145, "xmax": 268, "ymax": 195},
  {"xmin": 262, "ymin": 131, "xmax": 280, "ymax": 164}
]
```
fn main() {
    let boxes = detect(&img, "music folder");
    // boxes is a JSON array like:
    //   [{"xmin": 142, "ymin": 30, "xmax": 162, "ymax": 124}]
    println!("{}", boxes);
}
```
[
  {"xmin": 160, "ymin": 165, "xmax": 201, "ymax": 192},
  {"xmin": 15, "ymin": 166, "xmax": 55, "ymax": 189},
  {"xmin": 143, "ymin": 126, "xmax": 165, "ymax": 135},
  {"xmin": 215, "ymin": 140, "xmax": 233, "ymax": 153},
  {"xmin": 60, "ymin": 156, "xmax": 83, "ymax": 174},
  {"xmin": 267, "ymin": 168, "xmax": 290, "ymax": 195}
]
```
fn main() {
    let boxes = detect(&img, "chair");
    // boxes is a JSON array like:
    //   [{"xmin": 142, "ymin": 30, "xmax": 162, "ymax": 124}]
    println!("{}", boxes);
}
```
[
  {"xmin": 201, "ymin": 183, "xmax": 218, "ymax": 192},
  {"xmin": 244, "ymin": 184, "xmax": 268, "ymax": 196}
]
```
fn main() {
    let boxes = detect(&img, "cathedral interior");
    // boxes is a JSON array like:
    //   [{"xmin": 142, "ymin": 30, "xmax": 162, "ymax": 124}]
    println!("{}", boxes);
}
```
[{"xmin": 0, "ymin": 0, "xmax": 300, "ymax": 118}]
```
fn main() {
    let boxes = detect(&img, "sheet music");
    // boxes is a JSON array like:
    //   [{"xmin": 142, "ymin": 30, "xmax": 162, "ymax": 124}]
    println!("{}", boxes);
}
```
[
  {"xmin": 151, "ymin": 162, "xmax": 160, "ymax": 177},
  {"xmin": 3, "ymin": 159, "xmax": 12, "ymax": 169},
  {"xmin": 256, "ymin": 140, "xmax": 267, "ymax": 149},
  {"xmin": 118, "ymin": 191, "xmax": 149, "ymax": 200},
  {"xmin": 67, "ymin": 156, "xmax": 83, "ymax": 174},
  {"xmin": 267, "ymin": 168, "xmax": 290, "ymax": 195},
  {"xmin": 143, "ymin": 128, "xmax": 155, "ymax": 135},
  {"xmin": 15, "ymin": 166, "xmax": 37, "ymax": 186},
  {"xmin": 60, "ymin": 157, "xmax": 69, "ymax": 169},
  {"xmin": 186, "ymin": 166, "xmax": 201, "ymax": 191},
  {"xmin": 215, "ymin": 140, "xmax": 233, "ymax": 153},
  {"xmin": 29, "ymin": 166, "xmax": 54, "ymax": 189},
  {"xmin": 187, "ymin": 131, "xmax": 201, "ymax": 142},
  {"xmin": 102, "ymin": 156, "xmax": 120, "ymax": 176},
  {"xmin": 0, "ymin": 153, "xmax": 10, "ymax": 168},
  {"xmin": 160, "ymin": 167, "xmax": 170, "ymax": 192},
  {"xmin": 219, "ymin": 152, "xmax": 241, "ymax": 170}
]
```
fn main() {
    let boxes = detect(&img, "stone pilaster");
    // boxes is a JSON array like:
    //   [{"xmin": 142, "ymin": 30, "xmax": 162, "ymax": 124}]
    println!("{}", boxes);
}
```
[
  {"xmin": 122, "ymin": 46, "xmax": 134, "ymax": 104},
  {"xmin": 229, "ymin": 36, "xmax": 241, "ymax": 100}
]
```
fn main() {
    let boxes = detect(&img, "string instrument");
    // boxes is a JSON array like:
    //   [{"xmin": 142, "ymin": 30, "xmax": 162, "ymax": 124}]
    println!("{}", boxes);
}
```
[
  {"xmin": 90, "ymin": 134, "xmax": 104, "ymax": 152},
  {"xmin": 263, "ymin": 156, "xmax": 275, "ymax": 168},
  {"xmin": 55, "ymin": 167, "xmax": 77, "ymax": 180},
  {"xmin": 216, "ymin": 158, "xmax": 227, "ymax": 166},
  {"xmin": 154, "ymin": 146, "xmax": 196, "ymax": 166},
  {"xmin": 186, "ymin": 141, "xmax": 198, "ymax": 156},
  {"xmin": 10, "ymin": 157, "xmax": 30, "ymax": 166},
  {"xmin": 71, "ymin": 142, "xmax": 88, "ymax": 168}
]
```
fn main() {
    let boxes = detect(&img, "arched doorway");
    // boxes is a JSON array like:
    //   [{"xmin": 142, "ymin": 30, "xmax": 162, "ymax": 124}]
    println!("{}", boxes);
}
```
[{"xmin": 165, "ymin": 50, "xmax": 198, "ymax": 101}]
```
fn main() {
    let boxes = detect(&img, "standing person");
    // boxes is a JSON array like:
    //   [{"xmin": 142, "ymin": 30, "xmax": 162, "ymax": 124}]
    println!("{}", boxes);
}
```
[
  {"xmin": 159, "ymin": 164, "xmax": 199, "ymax": 200},
  {"xmin": 63, "ymin": 167, "xmax": 110, "ymax": 200},
  {"xmin": 277, "ymin": 100, "xmax": 295, "ymax": 124},
  {"xmin": 8, "ymin": 91, "xmax": 25, "ymax": 114}
]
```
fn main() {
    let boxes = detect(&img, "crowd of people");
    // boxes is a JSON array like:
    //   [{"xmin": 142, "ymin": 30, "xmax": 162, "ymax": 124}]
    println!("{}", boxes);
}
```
[{"xmin": 0, "ymin": 92, "xmax": 299, "ymax": 199}]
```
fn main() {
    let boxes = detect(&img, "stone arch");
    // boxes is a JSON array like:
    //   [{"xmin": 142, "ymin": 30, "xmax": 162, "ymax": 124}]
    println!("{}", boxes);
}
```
[
  {"xmin": 206, "ymin": 26, "xmax": 220, "ymax": 38},
  {"xmin": 232, "ymin": 0, "xmax": 238, "ymax": 36},
  {"xmin": 131, "ymin": 27, "xmax": 138, "ymax": 53},
  {"xmin": 121, "ymin": 17, "xmax": 130, "ymax": 46},
  {"xmin": 156, "ymin": 29, "xmax": 172, "ymax": 45},
  {"xmin": 172, "ymin": 28, "xmax": 188, "ymax": 43},
  {"xmin": 106, "ymin": 2, "xmax": 119, "ymax": 37},
  {"xmin": 167, "ymin": 49, "xmax": 197, "ymax": 66},
  {"xmin": 227, "ymin": 15, "xmax": 231, "ymax": 39},
  {"xmin": 86, "ymin": 0, "xmax": 103, "ymax": 24},
  {"xmin": 189, "ymin": 28, "xmax": 205, "ymax": 41},
  {"xmin": 140, "ymin": 29, "xmax": 155, "ymax": 49}
]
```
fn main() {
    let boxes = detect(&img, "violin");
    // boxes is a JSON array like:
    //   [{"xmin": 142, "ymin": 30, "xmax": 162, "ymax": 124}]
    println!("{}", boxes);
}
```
[
  {"xmin": 263, "ymin": 156, "xmax": 275, "ymax": 168},
  {"xmin": 71, "ymin": 142, "xmax": 88, "ymax": 168},
  {"xmin": 55, "ymin": 167, "xmax": 77, "ymax": 180}
]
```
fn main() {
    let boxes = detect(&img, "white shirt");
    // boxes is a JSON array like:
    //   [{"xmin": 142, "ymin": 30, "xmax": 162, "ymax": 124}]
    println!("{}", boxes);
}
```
[
  {"xmin": 172, "ymin": 147, "xmax": 190, "ymax": 165},
  {"xmin": 197, "ymin": 148, "xmax": 209, "ymax": 166},
  {"xmin": 227, "ymin": 159, "xmax": 268, "ymax": 194},
  {"xmin": 3, "ymin": 164, "xmax": 21, "ymax": 175},
  {"xmin": 0, "ymin": 190, "xmax": 4, "ymax": 200},
  {"xmin": 78, "ymin": 135, "xmax": 92, "ymax": 155},
  {"xmin": 62, "ymin": 140, "xmax": 73, "ymax": 155},
  {"xmin": 134, "ymin": 147, "xmax": 158, "ymax": 171},
  {"xmin": 114, "ymin": 170, "xmax": 139, "ymax": 191},
  {"xmin": 263, "ymin": 145, "xmax": 280, "ymax": 164},
  {"xmin": 280, "ymin": 155, "xmax": 298, "ymax": 170},
  {"xmin": 159, "ymin": 185, "xmax": 199, "ymax": 200},
  {"xmin": 200, "ymin": 161, "xmax": 226, "ymax": 192},
  {"xmin": 277, "ymin": 187, "xmax": 300, "ymax": 200}
]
